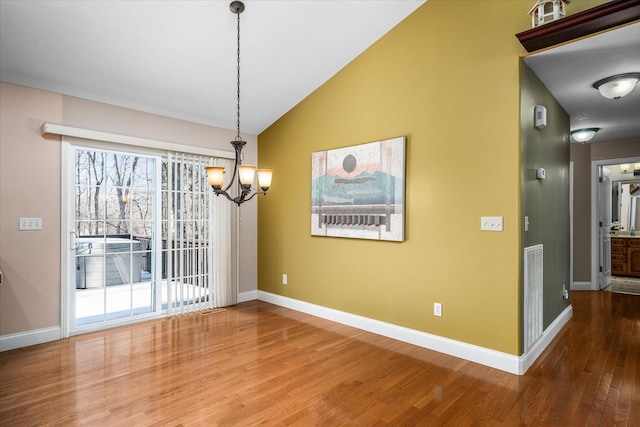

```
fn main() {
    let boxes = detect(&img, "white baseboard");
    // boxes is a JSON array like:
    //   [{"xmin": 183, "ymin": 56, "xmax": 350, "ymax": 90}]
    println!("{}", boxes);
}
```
[
  {"xmin": 238, "ymin": 290, "xmax": 257, "ymax": 303},
  {"xmin": 572, "ymin": 281, "xmax": 593, "ymax": 291},
  {"xmin": 0, "ymin": 291, "xmax": 261, "ymax": 351},
  {"xmin": 0, "ymin": 326, "xmax": 61, "ymax": 352},
  {"xmin": 519, "ymin": 304, "xmax": 573, "ymax": 373},
  {"xmin": 258, "ymin": 291, "xmax": 572, "ymax": 375},
  {"xmin": 2, "ymin": 293, "xmax": 572, "ymax": 374}
]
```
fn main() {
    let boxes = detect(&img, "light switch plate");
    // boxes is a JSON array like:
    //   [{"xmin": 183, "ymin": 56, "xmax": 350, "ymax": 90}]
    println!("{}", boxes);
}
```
[
  {"xmin": 481, "ymin": 216, "xmax": 503, "ymax": 231},
  {"xmin": 19, "ymin": 217, "xmax": 42, "ymax": 230}
]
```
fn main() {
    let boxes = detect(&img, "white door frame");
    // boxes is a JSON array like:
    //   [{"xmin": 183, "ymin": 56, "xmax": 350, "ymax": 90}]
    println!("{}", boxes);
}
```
[
  {"xmin": 53, "ymin": 124, "xmax": 236, "ymax": 338},
  {"xmin": 597, "ymin": 168, "xmax": 612, "ymax": 289},
  {"xmin": 60, "ymin": 139, "xmax": 73, "ymax": 338},
  {"xmin": 570, "ymin": 161, "xmax": 573, "ymax": 291},
  {"xmin": 590, "ymin": 156, "xmax": 640, "ymax": 290},
  {"xmin": 61, "ymin": 140, "xmax": 164, "ymax": 336}
]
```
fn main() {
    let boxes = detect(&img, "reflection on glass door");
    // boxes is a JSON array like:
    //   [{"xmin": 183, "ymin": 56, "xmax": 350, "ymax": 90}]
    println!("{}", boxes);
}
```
[{"xmin": 73, "ymin": 148, "xmax": 159, "ymax": 326}]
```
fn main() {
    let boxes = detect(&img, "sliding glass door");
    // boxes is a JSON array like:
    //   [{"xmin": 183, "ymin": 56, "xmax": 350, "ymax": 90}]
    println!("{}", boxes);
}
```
[
  {"xmin": 72, "ymin": 147, "xmax": 161, "ymax": 328},
  {"xmin": 63, "ymin": 138, "xmax": 231, "ymax": 336}
]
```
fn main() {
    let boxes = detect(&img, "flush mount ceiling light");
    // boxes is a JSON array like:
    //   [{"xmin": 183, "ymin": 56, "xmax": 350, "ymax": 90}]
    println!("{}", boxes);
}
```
[
  {"xmin": 571, "ymin": 128, "xmax": 600, "ymax": 143},
  {"xmin": 592, "ymin": 73, "xmax": 640, "ymax": 100},
  {"xmin": 205, "ymin": 1, "xmax": 273, "ymax": 206}
]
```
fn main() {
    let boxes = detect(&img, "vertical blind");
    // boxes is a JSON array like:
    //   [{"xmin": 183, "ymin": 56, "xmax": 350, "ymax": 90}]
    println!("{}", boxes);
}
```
[{"xmin": 165, "ymin": 152, "xmax": 235, "ymax": 315}]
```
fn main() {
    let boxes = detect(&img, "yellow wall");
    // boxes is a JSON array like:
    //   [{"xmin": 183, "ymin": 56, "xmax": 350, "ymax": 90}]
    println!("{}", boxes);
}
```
[{"xmin": 257, "ymin": 0, "xmax": 606, "ymax": 355}]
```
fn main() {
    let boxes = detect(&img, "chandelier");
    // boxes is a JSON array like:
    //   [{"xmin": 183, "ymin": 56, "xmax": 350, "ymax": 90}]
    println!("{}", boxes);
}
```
[{"xmin": 205, "ymin": 1, "xmax": 273, "ymax": 205}]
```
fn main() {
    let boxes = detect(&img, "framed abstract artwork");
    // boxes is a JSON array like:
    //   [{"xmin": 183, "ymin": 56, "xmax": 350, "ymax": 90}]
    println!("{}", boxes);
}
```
[{"xmin": 311, "ymin": 136, "xmax": 406, "ymax": 241}]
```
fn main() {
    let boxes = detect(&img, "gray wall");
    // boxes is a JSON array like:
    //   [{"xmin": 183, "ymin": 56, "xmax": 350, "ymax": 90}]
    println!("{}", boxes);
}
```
[{"xmin": 520, "ymin": 62, "xmax": 571, "ymax": 337}]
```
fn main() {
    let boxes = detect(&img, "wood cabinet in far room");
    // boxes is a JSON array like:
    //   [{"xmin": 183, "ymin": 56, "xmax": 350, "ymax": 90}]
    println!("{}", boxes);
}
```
[
  {"xmin": 628, "ymin": 239, "xmax": 640, "ymax": 277},
  {"xmin": 611, "ymin": 238, "xmax": 627, "ymax": 276},
  {"xmin": 611, "ymin": 237, "xmax": 640, "ymax": 277}
]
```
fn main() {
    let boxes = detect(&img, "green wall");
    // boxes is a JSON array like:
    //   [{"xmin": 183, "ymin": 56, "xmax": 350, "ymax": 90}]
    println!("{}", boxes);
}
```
[
  {"xmin": 257, "ymin": 0, "xmax": 605, "ymax": 356},
  {"xmin": 520, "ymin": 63, "xmax": 571, "ymax": 330}
]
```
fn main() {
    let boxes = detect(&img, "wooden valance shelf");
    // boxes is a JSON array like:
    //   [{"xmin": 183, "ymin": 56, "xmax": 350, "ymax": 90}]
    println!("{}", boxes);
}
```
[{"xmin": 516, "ymin": 0, "xmax": 640, "ymax": 53}]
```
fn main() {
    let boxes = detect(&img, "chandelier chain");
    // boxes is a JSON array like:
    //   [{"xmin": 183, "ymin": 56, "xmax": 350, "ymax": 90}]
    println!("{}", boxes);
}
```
[
  {"xmin": 205, "ymin": 1, "xmax": 272, "ymax": 206},
  {"xmin": 235, "ymin": 10, "xmax": 242, "ymax": 141}
]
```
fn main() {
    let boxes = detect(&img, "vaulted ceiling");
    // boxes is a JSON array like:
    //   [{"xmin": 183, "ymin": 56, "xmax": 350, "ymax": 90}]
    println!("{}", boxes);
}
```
[
  {"xmin": 0, "ymin": 0, "xmax": 425, "ymax": 135},
  {"xmin": 1, "ymin": 1, "xmax": 638, "ymax": 142}
]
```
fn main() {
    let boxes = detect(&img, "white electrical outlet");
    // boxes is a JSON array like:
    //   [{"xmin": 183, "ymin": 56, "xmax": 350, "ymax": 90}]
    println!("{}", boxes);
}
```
[
  {"xmin": 434, "ymin": 302, "xmax": 442, "ymax": 317},
  {"xmin": 282, "ymin": 274, "xmax": 288, "ymax": 285},
  {"xmin": 481, "ymin": 216, "xmax": 503, "ymax": 231}
]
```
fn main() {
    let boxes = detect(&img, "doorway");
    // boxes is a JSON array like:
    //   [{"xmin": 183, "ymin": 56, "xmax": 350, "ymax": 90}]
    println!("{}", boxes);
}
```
[{"xmin": 591, "ymin": 156, "xmax": 640, "ymax": 291}]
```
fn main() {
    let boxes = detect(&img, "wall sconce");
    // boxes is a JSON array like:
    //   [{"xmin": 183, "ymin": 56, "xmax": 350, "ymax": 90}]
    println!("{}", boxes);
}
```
[
  {"xmin": 570, "ymin": 128, "xmax": 599, "ymax": 143},
  {"xmin": 592, "ymin": 73, "xmax": 640, "ymax": 100}
]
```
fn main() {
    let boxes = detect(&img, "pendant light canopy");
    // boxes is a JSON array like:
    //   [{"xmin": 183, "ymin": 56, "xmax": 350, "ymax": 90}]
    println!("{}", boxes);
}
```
[{"xmin": 205, "ymin": 1, "xmax": 273, "ymax": 205}]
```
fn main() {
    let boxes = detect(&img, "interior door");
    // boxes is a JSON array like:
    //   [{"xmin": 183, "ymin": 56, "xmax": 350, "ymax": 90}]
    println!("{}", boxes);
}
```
[{"xmin": 598, "ymin": 167, "xmax": 612, "ymax": 289}]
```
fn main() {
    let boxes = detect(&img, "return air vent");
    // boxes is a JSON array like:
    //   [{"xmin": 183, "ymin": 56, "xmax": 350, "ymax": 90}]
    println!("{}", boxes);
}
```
[{"xmin": 524, "ymin": 244, "xmax": 543, "ymax": 353}]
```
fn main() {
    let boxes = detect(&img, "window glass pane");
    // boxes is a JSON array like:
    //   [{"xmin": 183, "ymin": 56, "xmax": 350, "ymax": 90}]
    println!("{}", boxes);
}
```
[{"xmin": 74, "ymin": 147, "xmax": 158, "ymax": 328}]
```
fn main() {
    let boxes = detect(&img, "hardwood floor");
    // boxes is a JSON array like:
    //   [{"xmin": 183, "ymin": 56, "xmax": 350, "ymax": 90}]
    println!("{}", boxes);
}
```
[{"xmin": 1, "ymin": 291, "xmax": 638, "ymax": 426}]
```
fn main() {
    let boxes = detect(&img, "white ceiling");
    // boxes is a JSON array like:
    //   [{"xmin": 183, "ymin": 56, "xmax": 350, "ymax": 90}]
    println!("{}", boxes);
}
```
[
  {"xmin": 524, "ymin": 22, "xmax": 640, "ymax": 144},
  {"xmin": 1, "ymin": 1, "xmax": 638, "ymax": 142},
  {"xmin": 0, "ymin": 0, "xmax": 425, "ymax": 135}
]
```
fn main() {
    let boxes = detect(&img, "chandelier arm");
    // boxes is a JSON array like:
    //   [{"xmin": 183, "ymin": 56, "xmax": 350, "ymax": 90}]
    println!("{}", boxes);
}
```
[
  {"xmin": 213, "ymin": 186, "xmax": 264, "ymax": 205},
  {"xmin": 213, "ymin": 186, "xmax": 252, "ymax": 206},
  {"xmin": 220, "ymin": 142, "xmax": 242, "ymax": 194},
  {"xmin": 213, "ymin": 189, "xmax": 236, "ymax": 203},
  {"xmin": 242, "ymin": 190, "xmax": 263, "ymax": 203},
  {"xmin": 248, "ymin": 185, "xmax": 268, "ymax": 195},
  {"xmin": 221, "ymin": 168, "xmax": 238, "ymax": 194}
]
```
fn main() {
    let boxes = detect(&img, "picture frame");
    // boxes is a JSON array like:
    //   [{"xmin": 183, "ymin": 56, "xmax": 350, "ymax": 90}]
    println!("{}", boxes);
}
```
[{"xmin": 311, "ymin": 136, "xmax": 406, "ymax": 241}]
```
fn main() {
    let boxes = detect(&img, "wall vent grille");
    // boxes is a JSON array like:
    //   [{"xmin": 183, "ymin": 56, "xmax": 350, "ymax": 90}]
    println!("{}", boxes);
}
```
[{"xmin": 524, "ymin": 244, "xmax": 544, "ymax": 353}]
